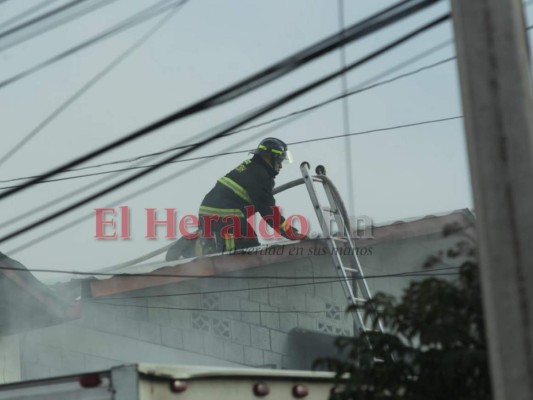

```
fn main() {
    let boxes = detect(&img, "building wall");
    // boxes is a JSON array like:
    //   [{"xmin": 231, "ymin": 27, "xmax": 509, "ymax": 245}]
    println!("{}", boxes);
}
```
[
  {"xmin": 0, "ymin": 335, "xmax": 20, "ymax": 384},
  {"xmin": 12, "ymin": 232, "xmax": 461, "ymax": 381}
]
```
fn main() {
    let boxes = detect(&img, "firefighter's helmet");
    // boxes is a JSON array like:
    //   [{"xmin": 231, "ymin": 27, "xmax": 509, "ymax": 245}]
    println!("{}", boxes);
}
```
[{"xmin": 251, "ymin": 137, "xmax": 293, "ymax": 164}]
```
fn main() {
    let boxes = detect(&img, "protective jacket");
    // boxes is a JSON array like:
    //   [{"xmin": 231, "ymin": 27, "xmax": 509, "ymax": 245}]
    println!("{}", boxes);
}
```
[{"xmin": 199, "ymin": 155, "xmax": 290, "ymax": 251}]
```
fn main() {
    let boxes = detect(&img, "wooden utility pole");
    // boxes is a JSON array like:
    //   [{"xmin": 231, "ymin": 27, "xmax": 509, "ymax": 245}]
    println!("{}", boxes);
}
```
[{"xmin": 451, "ymin": 0, "xmax": 533, "ymax": 399}]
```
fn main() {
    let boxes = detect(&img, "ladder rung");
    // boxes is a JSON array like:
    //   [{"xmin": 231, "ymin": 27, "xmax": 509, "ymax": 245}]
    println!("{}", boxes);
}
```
[
  {"xmin": 342, "ymin": 267, "xmax": 362, "ymax": 274},
  {"xmin": 321, "ymin": 206, "xmax": 338, "ymax": 213},
  {"xmin": 353, "ymin": 297, "xmax": 368, "ymax": 303}
]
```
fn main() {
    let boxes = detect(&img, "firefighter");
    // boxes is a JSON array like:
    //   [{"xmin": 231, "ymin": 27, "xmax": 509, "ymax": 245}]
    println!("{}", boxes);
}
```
[
  {"xmin": 198, "ymin": 137, "xmax": 303, "ymax": 254},
  {"xmin": 165, "ymin": 138, "xmax": 304, "ymax": 261}
]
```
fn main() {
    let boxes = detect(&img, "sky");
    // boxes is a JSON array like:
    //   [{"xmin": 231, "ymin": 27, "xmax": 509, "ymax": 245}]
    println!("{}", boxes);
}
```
[{"xmin": 0, "ymin": 0, "xmax": 514, "ymax": 281}]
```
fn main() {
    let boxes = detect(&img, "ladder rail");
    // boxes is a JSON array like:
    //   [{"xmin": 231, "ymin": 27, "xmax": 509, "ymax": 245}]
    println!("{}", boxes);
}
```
[
  {"xmin": 299, "ymin": 162, "xmax": 385, "ymax": 335},
  {"xmin": 319, "ymin": 174, "xmax": 385, "ymax": 333},
  {"xmin": 299, "ymin": 163, "xmax": 367, "ymax": 329}
]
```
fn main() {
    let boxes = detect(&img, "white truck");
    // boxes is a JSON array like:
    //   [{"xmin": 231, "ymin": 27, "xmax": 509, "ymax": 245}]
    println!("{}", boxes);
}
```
[{"xmin": 0, "ymin": 364, "xmax": 337, "ymax": 400}]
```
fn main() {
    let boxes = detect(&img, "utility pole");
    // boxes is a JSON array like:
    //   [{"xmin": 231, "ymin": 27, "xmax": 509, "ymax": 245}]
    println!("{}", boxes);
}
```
[{"xmin": 451, "ymin": 1, "xmax": 533, "ymax": 399}]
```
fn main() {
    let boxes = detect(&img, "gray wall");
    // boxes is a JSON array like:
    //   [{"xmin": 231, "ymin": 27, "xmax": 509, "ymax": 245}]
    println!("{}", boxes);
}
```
[{"xmin": 13, "ymin": 233, "xmax": 460, "ymax": 381}]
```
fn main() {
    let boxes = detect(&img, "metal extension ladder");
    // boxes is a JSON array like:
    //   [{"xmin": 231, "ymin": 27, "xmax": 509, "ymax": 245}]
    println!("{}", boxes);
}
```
[{"xmin": 299, "ymin": 162, "xmax": 384, "ymax": 335}]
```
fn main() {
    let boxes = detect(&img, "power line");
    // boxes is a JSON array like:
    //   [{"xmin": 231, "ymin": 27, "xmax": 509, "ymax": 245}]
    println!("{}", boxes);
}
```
[
  {"xmin": 0, "ymin": 0, "xmax": 444, "ymax": 203},
  {"xmin": 0, "ymin": 0, "xmax": 188, "ymax": 169},
  {"xmin": 0, "ymin": 11, "xmax": 451, "ymax": 245},
  {"xmin": 3, "ymin": 3, "xmax": 451, "ymax": 251},
  {"xmin": 0, "ymin": 0, "xmax": 180, "ymax": 90},
  {"xmin": 1, "ymin": 47, "xmax": 458, "ymax": 249},
  {"xmin": 90, "ymin": 303, "xmax": 328, "ymax": 314},
  {"xmin": 0, "ymin": 48, "xmax": 456, "ymax": 185},
  {"xmin": 0, "ymin": 0, "xmax": 119, "ymax": 52},
  {"xmin": 0, "ymin": 0, "xmax": 87, "ymax": 40},
  {"xmin": 0, "ymin": 0, "xmax": 60, "ymax": 33},
  {"xmin": 85, "ymin": 268, "xmax": 461, "ymax": 301},
  {"xmin": 2, "ymin": 112, "xmax": 460, "ymax": 255},
  {"xmin": 0, "ymin": 115, "xmax": 462, "ymax": 190},
  {"xmin": 4, "ymin": 106, "xmax": 296, "ymax": 255},
  {"xmin": 0, "ymin": 259, "xmax": 460, "ymax": 280},
  {"xmin": 0, "ymin": 41, "xmax": 457, "ymax": 233}
]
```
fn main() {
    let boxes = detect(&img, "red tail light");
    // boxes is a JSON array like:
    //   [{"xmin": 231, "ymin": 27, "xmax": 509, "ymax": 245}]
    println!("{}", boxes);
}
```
[
  {"xmin": 253, "ymin": 383, "xmax": 270, "ymax": 396},
  {"xmin": 79, "ymin": 373, "xmax": 101, "ymax": 388},
  {"xmin": 292, "ymin": 384, "xmax": 309, "ymax": 398}
]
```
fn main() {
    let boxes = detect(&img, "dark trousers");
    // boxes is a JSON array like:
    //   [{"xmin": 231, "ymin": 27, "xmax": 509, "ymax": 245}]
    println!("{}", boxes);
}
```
[{"xmin": 199, "ymin": 216, "xmax": 260, "ymax": 253}]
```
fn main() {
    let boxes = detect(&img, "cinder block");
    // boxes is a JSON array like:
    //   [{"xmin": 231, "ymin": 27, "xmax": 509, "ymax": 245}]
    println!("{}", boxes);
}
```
[
  {"xmin": 161, "ymin": 326, "xmax": 183, "ymax": 349},
  {"xmin": 212, "ymin": 318, "xmax": 231, "ymax": 339},
  {"xmin": 268, "ymin": 287, "xmax": 288, "ymax": 308},
  {"xmin": 174, "ymin": 294, "xmax": 202, "ymax": 309},
  {"xmin": 315, "ymin": 282, "xmax": 333, "ymax": 299},
  {"xmin": 260, "ymin": 304, "xmax": 280, "ymax": 330},
  {"xmin": 298, "ymin": 314, "xmax": 317, "ymax": 331},
  {"xmin": 220, "ymin": 294, "xmax": 240, "ymax": 309},
  {"xmin": 226, "ymin": 278, "xmax": 249, "ymax": 299},
  {"xmin": 231, "ymin": 321, "xmax": 251, "ymax": 346},
  {"xmin": 287, "ymin": 290, "xmax": 306, "ymax": 311},
  {"xmin": 183, "ymin": 330, "xmax": 204, "ymax": 354},
  {"xmin": 147, "ymin": 307, "xmax": 170, "ymax": 326},
  {"xmin": 244, "ymin": 346, "xmax": 263, "ymax": 366},
  {"xmin": 240, "ymin": 299, "xmax": 260, "ymax": 324},
  {"xmin": 305, "ymin": 295, "xmax": 325, "ymax": 313},
  {"xmin": 219, "ymin": 295, "xmax": 241, "ymax": 319},
  {"xmin": 263, "ymin": 351, "xmax": 282, "ymax": 369},
  {"xmin": 250, "ymin": 287, "xmax": 268, "ymax": 304},
  {"xmin": 123, "ymin": 301, "xmax": 149, "ymax": 321},
  {"xmin": 204, "ymin": 336, "xmax": 225, "ymax": 359},
  {"xmin": 224, "ymin": 342, "xmax": 244, "ymax": 364},
  {"xmin": 168, "ymin": 309, "xmax": 192, "ymax": 329},
  {"xmin": 139, "ymin": 321, "xmax": 162, "ymax": 344},
  {"xmin": 250, "ymin": 326, "xmax": 270, "ymax": 350},
  {"xmin": 279, "ymin": 313, "xmax": 298, "ymax": 333},
  {"xmin": 270, "ymin": 330, "xmax": 289, "ymax": 354}
]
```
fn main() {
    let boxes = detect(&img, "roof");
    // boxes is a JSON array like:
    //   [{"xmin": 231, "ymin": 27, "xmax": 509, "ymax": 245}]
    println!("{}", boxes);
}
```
[
  {"xmin": 137, "ymin": 363, "xmax": 334, "ymax": 380},
  {"xmin": 0, "ymin": 253, "xmax": 74, "ymax": 335},
  {"xmin": 48, "ymin": 208, "xmax": 475, "ymax": 300}
]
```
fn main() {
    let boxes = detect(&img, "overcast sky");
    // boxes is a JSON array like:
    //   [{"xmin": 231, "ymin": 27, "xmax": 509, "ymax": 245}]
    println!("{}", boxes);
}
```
[{"xmin": 2, "ymin": 0, "xmax": 525, "ymax": 280}]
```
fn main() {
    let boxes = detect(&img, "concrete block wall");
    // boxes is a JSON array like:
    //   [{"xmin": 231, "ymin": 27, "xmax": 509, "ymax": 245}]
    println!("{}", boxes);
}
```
[
  {"xmin": 0, "ymin": 335, "xmax": 20, "ymax": 384},
  {"xmin": 13, "ymin": 234, "xmax": 459, "ymax": 381},
  {"xmin": 16, "ymin": 254, "xmax": 359, "ymax": 379}
]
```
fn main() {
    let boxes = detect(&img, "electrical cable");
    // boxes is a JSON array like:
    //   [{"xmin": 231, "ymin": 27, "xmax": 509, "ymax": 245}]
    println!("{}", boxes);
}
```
[
  {"xmin": 85, "ymin": 267, "xmax": 462, "ymax": 301},
  {"xmin": 0, "ymin": 0, "xmax": 60, "ymax": 33},
  {"xmin": 0, "ymin": 0, "xmax": 179, "ymax": 90},
  {"xmin": 0, "ymin": 115, "xmax": 462, "ymax": 191},
  {"xmin": 0, "ymin": 0, "xmax": 444, "ymax": 203},
  {"xmin": 0, "ymin": 12, "xmax": 451, "ymax": 246},
  {"xmin": 0, "ymin": 0, "xmax": 87, "ymax": 40},
  {"xmin": 0, "ymin": 44, "xmax": 456, "ymax": 185},
  {"xmin": 3, "ymin": 113, "xmax": 461, "ymax": 255},
  {"xmin": 0, "ymin": 259, "xmax": 461, "ymax": 280},
  {"xmin": 0, "ymin": 0, "xmax": 118, "ymax": 52},
  {"xmin": 4, "ymin": 105, "xmax": 302, "ymax": 255},
  {"xmin": 0, "ymin": 0, "xmax": 188, "ymax": 169},
  {"xmin": 85, "ymin": 273, "xmax": 458, "ymax": 313}
]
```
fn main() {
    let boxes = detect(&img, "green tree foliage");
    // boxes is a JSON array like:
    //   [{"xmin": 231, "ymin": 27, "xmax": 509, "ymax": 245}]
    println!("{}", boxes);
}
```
[{"xmin": 316, "ymin": 226, "xmax": 491, "ymax": 399}]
